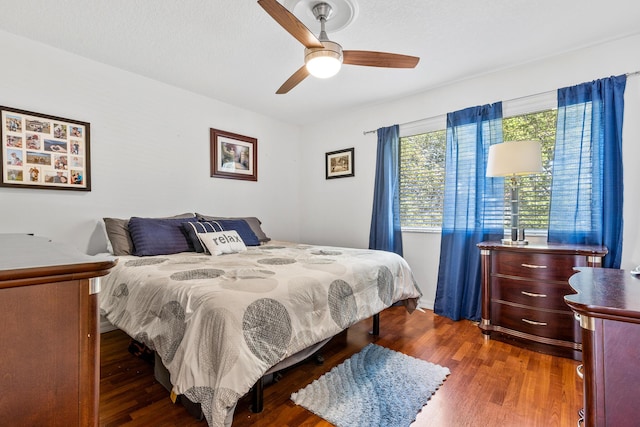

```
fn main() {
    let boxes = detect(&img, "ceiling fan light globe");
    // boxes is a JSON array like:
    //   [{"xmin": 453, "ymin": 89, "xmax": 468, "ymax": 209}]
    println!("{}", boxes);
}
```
[
  {"xmin": 306, "ymin": 56, "xmax": 342, "ymax": 78},
  {"xmin": 305, "ymin": 41, "xmax": 343, "ymax": 78}
]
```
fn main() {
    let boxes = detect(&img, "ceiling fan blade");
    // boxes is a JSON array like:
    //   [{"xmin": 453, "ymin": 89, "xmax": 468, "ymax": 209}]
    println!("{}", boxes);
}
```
[
  {"xmin": 343, "ymin": 51, "xmax": 420, "ymax": 68},
  {"xmin": 276, "ymin": 65, "xmax": 310, "ymax": 94},
  {"xmin": 258, "ymin": 0, "xmax": 323, "ymax": 49}
]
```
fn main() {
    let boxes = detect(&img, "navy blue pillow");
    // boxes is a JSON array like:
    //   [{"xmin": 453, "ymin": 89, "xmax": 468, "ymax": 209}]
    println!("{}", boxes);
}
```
[
  {"xmin": 182, "ymin": 221, "xmax": 224, "ymax": 253},
  {"xmin": 128, "ymin": 216, "xmax": 198, "ymax": 256},
  {"xmin": 198, "ymin": 219, "xmax": 261, "ymax": 246}
]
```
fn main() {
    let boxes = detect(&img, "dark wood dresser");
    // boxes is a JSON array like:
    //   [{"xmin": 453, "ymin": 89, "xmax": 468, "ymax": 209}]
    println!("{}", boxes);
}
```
[
  {"xmin": 477, "ymin": 241, "xmax": 607, "ymax": 360},
  {"xmin": 565, "ymin": 267, "xmax": 640, "ymax": 427},
  {"xmin": 0, "ymin": 234, "xmax": 115, "ymax": 427}
]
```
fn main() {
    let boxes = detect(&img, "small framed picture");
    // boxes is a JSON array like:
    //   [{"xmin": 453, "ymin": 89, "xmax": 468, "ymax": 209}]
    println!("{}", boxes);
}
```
[
  {"xmin": 1, "ymin": 106, "xmax": 90, "ymax": 191},
  {"xmin": 326, "ymin": 147, "xmax": 354, "ymax": 179},
  {"xmin": 210, "ymin": 128, "xmax": 257, "ymax": 181}
]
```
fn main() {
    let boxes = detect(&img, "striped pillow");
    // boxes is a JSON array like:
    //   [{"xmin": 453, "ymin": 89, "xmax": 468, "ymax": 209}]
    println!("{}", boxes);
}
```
[
  {"xmin": 128, "ymin": 216, "xmax": 198, "ymax": 256},
  {"xmin": 182, "ymin": 221, "xmax": 224, "ymax": 253}
]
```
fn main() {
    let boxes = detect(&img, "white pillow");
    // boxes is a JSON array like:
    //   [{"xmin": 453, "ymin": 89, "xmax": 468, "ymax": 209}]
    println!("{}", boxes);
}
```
[{"xmin": 199, "ymin": 230, "xmax": 247, "ymax": 256}]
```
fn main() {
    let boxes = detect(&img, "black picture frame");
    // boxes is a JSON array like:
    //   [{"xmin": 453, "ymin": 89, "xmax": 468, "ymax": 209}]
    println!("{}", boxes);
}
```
[
  {"xmin": 1, "ymin": 106, "xmax": 91, "ymax": 191},
  {"xmin": 326, "ymin": 147, "xmax": 354, "ymax": 179}
]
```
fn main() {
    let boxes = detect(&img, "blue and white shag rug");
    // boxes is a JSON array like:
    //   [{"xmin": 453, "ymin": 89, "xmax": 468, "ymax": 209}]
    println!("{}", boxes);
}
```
[{"xmin": 291, "ymin": 343, "xmax": 450, "ymax": 427}]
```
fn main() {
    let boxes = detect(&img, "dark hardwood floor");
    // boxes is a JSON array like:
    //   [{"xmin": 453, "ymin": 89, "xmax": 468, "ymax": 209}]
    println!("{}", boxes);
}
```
[{"xmin": 100, "ymin": 306, "xmax": 583, "ymax": 426}]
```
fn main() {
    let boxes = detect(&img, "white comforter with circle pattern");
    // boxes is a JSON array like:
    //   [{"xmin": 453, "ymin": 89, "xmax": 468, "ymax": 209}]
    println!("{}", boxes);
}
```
[{"xmin": 99, "ymin": 241, "xmax": 422, "ymax": 426}]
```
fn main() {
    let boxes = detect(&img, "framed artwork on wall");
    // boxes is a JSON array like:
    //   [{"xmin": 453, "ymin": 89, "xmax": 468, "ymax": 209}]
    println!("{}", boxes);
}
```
[
  {"xmin": 326, "ymin": 147, "xmax": 354, "ymax": 179},
  {"xmin": 210, "ymin": 128, "xmax": 257, "ymax": 181},
  {"xmin": 1, "ymin": 106, "xmax": 90, "ymax": 191}
]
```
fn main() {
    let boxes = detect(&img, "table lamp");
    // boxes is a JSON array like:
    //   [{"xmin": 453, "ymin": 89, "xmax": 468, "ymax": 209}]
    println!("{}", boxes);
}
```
[{"xmin": 486, "ymin": 140, "xmax": 543, "ymax": 245}]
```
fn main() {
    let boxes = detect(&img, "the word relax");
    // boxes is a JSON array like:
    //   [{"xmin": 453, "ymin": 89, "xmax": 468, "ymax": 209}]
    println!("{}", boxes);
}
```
[{"xmin": 211, "ymin": 233, "xmax": 243, "ymax": 245}]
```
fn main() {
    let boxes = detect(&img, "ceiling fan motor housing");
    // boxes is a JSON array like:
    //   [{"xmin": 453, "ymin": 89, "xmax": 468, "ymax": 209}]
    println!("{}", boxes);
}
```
[{"xmin": 312, "ymin": 2, "xmax": 334, "ymax": 21}]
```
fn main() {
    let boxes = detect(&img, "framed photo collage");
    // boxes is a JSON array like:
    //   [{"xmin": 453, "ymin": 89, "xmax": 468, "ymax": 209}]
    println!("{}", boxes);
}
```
[{"xmin": 1, "ymin": 106, "xmax": 90, "ymax": 191}]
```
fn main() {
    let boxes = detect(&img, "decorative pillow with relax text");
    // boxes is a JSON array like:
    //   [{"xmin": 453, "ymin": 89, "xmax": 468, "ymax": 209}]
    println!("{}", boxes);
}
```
[
  {"xmin": 198, "ymin": 230, "xmax": 247, "ymax": 256},
  {"xmin": 182, "ymin": 221, "xmax": 224, "ymax": 253}
]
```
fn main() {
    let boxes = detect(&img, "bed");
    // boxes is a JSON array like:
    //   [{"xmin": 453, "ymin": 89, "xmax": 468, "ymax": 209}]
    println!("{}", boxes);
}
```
[{"xmin": 99, "ymin": 214, "xmax": 422, "ymax": 427}]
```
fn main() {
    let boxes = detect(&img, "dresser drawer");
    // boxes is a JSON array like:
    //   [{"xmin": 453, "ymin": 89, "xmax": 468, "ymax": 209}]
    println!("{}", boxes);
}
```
[
  {"xmin": 491, "ymin": 276, "xmax": 574, "ymax": 311},
  {"xmin": 491, "ymin": 302, "xmax": 576, "ymax": 341},
  {"xmin": 479, "ymin": 241, "xmax": 606, "ymax": 359},
  {"xmin": 491, "ymin": 251, "xmax": 587, "ymax": 281}
]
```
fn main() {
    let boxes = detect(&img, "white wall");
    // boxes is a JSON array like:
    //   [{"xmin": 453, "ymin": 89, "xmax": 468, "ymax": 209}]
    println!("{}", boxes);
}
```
[
  {"xmin": 298, "ymin": 34, "xmax": 640, "ymax": 308},
  {"xmin": 0, "ymin": 30, "xmax": 302, "ymax": 254},
  {"xmin": 3, "ymin": 29, "xmax": 639, "ymax": 310}
]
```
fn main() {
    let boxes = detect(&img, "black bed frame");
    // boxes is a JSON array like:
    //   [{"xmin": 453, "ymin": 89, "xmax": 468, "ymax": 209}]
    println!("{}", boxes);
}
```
[{"xmin": 250, "ymin": 312, "xmax": 379, "ymax": 412}]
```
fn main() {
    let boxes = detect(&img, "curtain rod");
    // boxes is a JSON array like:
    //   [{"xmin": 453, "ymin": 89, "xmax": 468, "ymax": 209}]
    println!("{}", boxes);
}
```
[
  {"xmin": 362, "ymin": 116, "xmax": 430, "ymax": 135},
  {"xmin": 362, "ymin": 70, "xmax": 640, "ymax": 136}
]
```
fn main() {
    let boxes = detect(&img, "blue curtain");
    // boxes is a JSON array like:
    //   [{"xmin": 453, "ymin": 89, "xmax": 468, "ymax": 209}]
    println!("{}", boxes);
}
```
[
  {"xmin": 434, "ymin": 103, "xmax": 505, "ymax": 321},
  {"xmin": 548, "ymin": 75, "xmax": 626, "ymax": 268},
  {"xmin": 369, "ymin": 125, "xmax": 403, "ymax": 256}
]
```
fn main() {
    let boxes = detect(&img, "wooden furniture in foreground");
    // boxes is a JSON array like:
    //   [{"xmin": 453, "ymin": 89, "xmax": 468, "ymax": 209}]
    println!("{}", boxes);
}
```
[
  {"xmin": 0, "ymin": 234, "xmax": 115, "ymax": 427},
  {"xmin": 565, "ymin": 267, "xmax": 640, "ymax": 427},
  {"xmin": 477, "ymin": 242, "xmax": 607, "ymax": 360}
]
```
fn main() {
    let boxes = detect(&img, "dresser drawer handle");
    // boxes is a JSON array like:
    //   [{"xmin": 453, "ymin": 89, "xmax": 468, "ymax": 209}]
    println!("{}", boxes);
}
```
[
  {"xmin": 521, "ymin": 291, "xmax": 547, "ymax": 298},
  {"xmin": 521, "ymin": 263, "xmax": 548, "ymax": 269},
  {"xmin": 576, "ymin": 364, "xmax": 584, "ymax": 380},
  {"xmin": 521, "ymin": 318, "xmax": 547, "ymax": 326}
]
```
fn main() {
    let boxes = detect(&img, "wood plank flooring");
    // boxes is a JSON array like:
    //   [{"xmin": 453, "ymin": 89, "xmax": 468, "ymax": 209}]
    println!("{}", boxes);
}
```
[{"xmin": 100, "ymin": 306, "xmax": 583, "ymax": 426}]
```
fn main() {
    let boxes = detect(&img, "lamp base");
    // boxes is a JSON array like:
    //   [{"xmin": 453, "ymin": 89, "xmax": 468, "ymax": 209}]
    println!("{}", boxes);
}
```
[{"xmin": 501, "ymin": 238, "xmax": 529, "ymax": 246}]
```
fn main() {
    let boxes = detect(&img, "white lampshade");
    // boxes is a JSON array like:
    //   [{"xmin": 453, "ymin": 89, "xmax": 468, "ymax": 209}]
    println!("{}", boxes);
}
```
[
  {"xmin": 305, "ymin": 41, "xmax": 343, "ymax": 79},
  {"xmin": 486, "ymin": 140, "xmax": 543, "ymax": 177}
]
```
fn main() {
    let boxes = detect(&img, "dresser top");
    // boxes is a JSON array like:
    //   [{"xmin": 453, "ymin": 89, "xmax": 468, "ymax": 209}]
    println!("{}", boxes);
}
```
[
  {"xmin": 565, "ymin": 267, "xmax": 640, "ymax": 323},
  {"xmin": 477, "ymin": 241, "xmax": 608, "ymax": 256},
  {"xmin": 0, "ymin": 234, "xmax": 115, "ymax": 287}
]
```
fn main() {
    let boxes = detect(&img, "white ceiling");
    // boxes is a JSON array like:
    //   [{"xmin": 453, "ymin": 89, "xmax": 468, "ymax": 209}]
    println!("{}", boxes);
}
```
[{"xmin": 1, "ymin": 0, "xmax": 640, "ymax": 126}]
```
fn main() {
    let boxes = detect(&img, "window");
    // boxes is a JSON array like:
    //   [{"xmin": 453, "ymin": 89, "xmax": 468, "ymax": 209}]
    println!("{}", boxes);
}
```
[
  {"xmin": 400, "ymin": 105, "xmax": 557, "ymax": 232},
  {"xmin": 399, "ymin": 129, "xmax": 446, "ymax": 229}
]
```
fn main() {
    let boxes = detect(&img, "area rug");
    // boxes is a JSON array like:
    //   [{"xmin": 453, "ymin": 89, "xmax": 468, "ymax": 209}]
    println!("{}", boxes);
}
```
[{"xmin": 290, "ymin": 343, "xmax": 450, "ymax": 427}]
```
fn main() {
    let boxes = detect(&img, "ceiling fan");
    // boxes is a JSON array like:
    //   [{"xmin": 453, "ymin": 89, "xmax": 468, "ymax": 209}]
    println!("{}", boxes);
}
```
[{"xmin": 258, "ymin": 0, "xmax": 420, "ymax": 94}]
